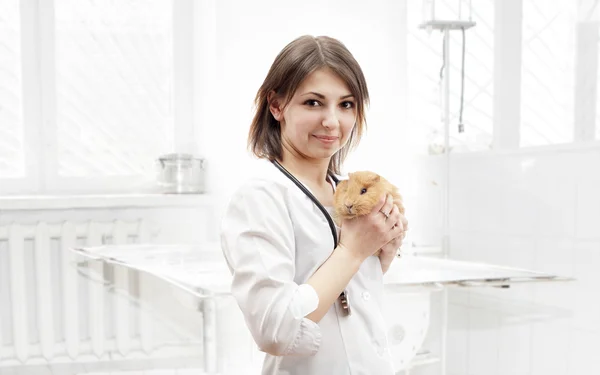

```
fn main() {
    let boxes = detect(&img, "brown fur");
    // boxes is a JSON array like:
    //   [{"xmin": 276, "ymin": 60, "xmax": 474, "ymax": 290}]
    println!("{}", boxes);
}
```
[
  {"xmin": 333, "ymin": 171, "xmax": 405, "ymax": 257},
  {"xmin": 333, "ymin": 171, "xmax": 405, "ymax": 226}
]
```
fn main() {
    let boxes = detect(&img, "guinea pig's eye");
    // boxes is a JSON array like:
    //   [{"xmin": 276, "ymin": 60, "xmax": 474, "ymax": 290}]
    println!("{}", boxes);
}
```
[{"xmin": 360, "ymin": 188, "xmax": 367, "ymax": 195}]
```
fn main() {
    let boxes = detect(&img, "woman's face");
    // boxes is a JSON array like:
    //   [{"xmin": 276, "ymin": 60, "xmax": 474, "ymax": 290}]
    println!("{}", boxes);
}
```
[{"xmin": 270, "ymin": 67, "xmax": 357, "ymax": 163}]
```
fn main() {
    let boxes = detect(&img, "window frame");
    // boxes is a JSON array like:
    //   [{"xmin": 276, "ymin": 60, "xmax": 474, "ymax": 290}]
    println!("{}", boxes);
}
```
[{"xmin": 2, "ymin": 0, "xmax": 202, "ymax": 195}]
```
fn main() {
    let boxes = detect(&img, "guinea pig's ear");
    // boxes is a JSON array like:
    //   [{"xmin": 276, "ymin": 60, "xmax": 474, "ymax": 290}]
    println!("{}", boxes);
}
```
[{"xmin": 368, "ymin": 174, "xmax": 381, "ymax": 184}]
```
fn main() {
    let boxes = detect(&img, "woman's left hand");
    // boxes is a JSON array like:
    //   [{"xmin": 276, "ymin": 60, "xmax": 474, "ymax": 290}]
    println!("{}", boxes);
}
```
[{"xmin": 378, "ymin": 210, "xmax": 408, "ymax": 274}]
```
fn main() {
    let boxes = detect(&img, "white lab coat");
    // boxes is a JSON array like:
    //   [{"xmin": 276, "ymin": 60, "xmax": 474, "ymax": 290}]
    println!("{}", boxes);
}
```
[{"xmin": 220, "ymin": 159, "xmax": 395, "ymax": 375}]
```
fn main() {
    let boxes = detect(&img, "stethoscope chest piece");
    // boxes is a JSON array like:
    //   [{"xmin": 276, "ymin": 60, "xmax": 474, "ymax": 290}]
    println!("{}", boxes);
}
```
[{"xmin": 339, "ymin": 290, "xmax": 352, "ymax": 316}]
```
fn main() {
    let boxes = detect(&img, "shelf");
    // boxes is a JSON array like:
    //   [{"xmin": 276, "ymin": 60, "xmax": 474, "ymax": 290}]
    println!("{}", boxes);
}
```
[
  {"xmin": 419, "ymin": 20, "xmax": 476, "ymax": 30},
  {"xmin": 0, "ymin": 193, "xmax": 214, "ymax": 210}
]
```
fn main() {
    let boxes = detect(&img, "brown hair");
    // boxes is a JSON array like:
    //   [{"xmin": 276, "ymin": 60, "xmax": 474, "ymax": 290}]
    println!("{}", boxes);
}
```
[{"xmin": 247, "ymin": 35, "xmax": 370, "ymax": 175}]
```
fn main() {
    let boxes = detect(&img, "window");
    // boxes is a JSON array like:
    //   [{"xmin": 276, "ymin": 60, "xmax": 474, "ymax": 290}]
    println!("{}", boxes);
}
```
[
  {"xmin": 406, "ymin": 0, "xmax": 494, "ymax": 154},
  {"xmin": 520, "ymin": 0, "xmax": 578, "ymax": 147},
  {"xmin": 54, "ymin": 0, "xmax": 175, "ymax": 177},
  {"xmin": 0, "ymin": 0, "xmax": 194, "ymax": 195},
  {"xmin": 0, "ymin": 0, "xmax": 24, "ymax": 178},
  {"xmin": 407, "ymin": 0, "xmax": 599, "ymax": 152}
]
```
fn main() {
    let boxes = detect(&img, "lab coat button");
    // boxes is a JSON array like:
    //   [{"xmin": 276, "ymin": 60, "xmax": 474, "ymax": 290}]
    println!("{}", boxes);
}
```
[
  {"xmin": 390, "ymin": 325, "xmax": 406, "ymax": 344},
  {"xmin": 362, "ymin": 291, "xmax": 371, "ymax": 301}
]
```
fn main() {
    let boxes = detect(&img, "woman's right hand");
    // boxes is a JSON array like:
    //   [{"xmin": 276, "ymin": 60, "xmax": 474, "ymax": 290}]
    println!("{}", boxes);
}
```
[{"xmin": 338, "ymin": 193, "xmax": 404, "ymax": 262}]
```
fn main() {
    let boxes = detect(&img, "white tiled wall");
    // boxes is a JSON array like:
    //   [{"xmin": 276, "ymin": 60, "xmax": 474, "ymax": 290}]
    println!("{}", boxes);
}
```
[{"xmin": 413, "ymin": 146, "xmax": 600, "ymax": 375}]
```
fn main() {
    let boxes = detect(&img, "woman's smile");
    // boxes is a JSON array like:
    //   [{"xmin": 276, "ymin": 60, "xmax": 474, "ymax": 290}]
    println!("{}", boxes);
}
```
[{"xmin": 313, "ymin": 134, "xmax": 339, "ymax": 145}]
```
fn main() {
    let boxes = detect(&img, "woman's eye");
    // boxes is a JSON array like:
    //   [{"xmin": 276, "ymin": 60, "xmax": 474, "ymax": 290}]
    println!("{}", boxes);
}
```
[
  {"xmin": 304, "ymin": 99, "xmax": 320, "ymax": 107},
  {"xmin": 360, "ymin": 188, "xmax": 367, "ymax": 195},
  {"xmin": 341, "ymin": 101, "xmax": 354, "ymax": 109}
]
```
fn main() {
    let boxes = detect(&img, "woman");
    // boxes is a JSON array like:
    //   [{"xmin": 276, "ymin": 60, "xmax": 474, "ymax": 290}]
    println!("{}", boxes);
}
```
[{"xmin": 220, "ymin": 35, "xmax": 408, "ymax": 375}]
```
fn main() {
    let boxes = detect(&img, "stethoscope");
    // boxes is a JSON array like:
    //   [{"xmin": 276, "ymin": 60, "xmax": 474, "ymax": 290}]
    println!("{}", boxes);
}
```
[
  {"xmin": 271, "ymin": 159, "xmax": 339, "ymax": 246},
  {"xmin": 271, "ymin": 159, "xmax": 352, "ymax": 315}
]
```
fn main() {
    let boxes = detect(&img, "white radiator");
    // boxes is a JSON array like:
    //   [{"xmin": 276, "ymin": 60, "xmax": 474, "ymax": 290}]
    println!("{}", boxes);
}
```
[{"xmin": 0, "ymin": 219, "xmax": 169, "ymax": 366}]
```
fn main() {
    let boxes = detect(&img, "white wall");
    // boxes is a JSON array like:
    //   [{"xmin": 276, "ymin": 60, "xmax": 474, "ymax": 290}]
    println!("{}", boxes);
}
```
[
  {"xmin": 192, "ymin": 2, "xmax": 600, "ymax": 374},
  {"xmin": 412, "ymin": 145, "xmax": 600, "ymax": 375},
  {"xmin": 198, "ymin": 0, "xmax": 420, "ymax": 242}
]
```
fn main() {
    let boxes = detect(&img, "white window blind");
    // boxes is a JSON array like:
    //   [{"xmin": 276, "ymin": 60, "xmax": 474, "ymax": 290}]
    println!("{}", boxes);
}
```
[
  {"xmin": 520, "ymin": 0, "xmax": 578, "ymax": 147},
  {"xmin": 54, "ymin": 0, "xmax": 175, "ymax": 177},
  {"xmin": 0, "ymin": 0, "xmax": 24, "ymax": 178}
]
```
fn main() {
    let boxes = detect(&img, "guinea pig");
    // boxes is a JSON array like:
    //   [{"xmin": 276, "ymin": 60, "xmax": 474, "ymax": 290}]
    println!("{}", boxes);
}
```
[{"xmin": 333, "ymin": 171, "xmax": 405, "ymax": 256}]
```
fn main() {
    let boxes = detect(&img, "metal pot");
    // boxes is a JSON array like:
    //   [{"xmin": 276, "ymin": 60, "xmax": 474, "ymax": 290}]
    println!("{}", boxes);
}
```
[{"xmin": 156, "ymin": 153, "xmax": 206, "ymax": 194}]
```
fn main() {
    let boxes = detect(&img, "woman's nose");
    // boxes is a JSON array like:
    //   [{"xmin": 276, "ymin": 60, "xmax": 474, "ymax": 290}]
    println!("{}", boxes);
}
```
[{"xmin": 322, "ymin": 107, "xmax": 340, "ymax": 128}]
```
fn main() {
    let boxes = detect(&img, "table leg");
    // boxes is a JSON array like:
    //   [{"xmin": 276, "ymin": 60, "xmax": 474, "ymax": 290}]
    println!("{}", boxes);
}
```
[{"xmin": 202, "ymin": 298, "xmax": 217, "ymax": 373}]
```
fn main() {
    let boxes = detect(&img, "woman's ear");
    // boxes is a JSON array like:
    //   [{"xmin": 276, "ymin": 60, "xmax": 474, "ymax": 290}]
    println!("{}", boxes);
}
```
[{"xmin": 268, "ymin": 91, "xmax": 283, "ymax": 121}]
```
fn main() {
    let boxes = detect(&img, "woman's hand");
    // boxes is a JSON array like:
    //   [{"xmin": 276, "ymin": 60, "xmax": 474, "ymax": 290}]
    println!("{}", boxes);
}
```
[
  {"xmin": 379, "ymin": 206, "xmax": 408, "ymax": 274},
  {"xmin": 378, "ymin": 206, "xmax": 408, "ymax": 274},
  {"xmin": 338, "ymin": 193, "xmax": 404, "ymax": 263}
]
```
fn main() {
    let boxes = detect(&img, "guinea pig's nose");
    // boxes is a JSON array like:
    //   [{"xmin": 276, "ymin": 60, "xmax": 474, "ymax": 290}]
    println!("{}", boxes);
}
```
[{"xmin": 345, "ymin": 203, "xmax": 353, "ymax": 210}]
